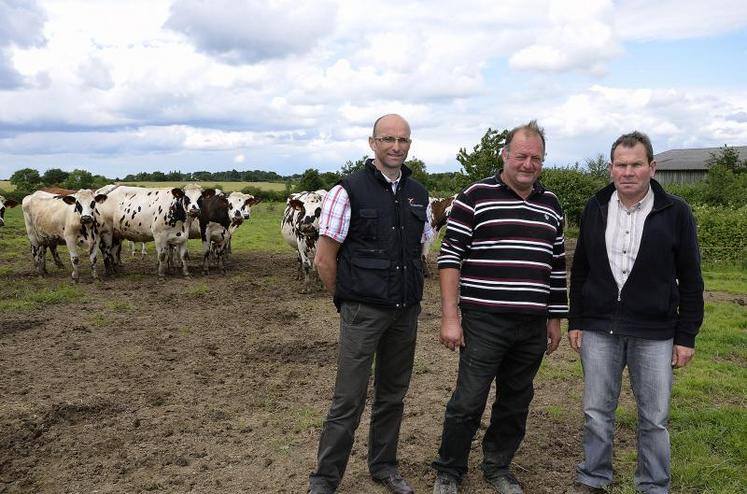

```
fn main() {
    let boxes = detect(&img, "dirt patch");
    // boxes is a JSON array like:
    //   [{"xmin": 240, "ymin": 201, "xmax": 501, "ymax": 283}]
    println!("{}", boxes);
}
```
[{"xmin": 1, "ymin": 250, "xmax": 703, "ymax": 493}]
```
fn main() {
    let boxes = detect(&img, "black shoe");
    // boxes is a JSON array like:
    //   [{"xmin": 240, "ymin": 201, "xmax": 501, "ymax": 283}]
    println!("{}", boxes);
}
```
[{"xmin": 374, "ymin": 471, "xmax": 415, "ymax": 494}]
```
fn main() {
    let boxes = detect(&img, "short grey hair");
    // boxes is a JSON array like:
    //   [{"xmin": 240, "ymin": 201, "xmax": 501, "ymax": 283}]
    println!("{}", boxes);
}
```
[
  {"xmin": 504, "ymin": 120, "xmax": 546, "ymax": 156},
  {"xmin": 610, "ymin": 131, "xmax": 654, "ymax": 163}
]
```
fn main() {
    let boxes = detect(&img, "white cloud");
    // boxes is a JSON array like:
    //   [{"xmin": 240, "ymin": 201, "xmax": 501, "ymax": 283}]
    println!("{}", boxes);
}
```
[
  {"xmin": 164, "ymin": 0, "xmax": 337, "ymax": 64},
  {"xmin": 0, "ymin": 0, "xmax": 46, "ymax": 88}
]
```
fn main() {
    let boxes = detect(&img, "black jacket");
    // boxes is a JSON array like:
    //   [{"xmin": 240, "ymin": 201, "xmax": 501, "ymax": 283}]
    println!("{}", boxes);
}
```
[
  {"xmin": 334, "ymin": 160, "xmax": 428, "ymax": 309},
  {"xmin": 569, "ymin": 179, "xmax": 704, "ymax": 347}
]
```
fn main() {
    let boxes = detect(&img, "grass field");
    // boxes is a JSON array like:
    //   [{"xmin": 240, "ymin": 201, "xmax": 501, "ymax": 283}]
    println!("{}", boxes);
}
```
[
  {"xmin": 1, "ymin": 204, "xmax": 745, "ymax": 493},
  {"xmin": 0, "ymin": 180, "xmax": 287, "ymax": 193}
]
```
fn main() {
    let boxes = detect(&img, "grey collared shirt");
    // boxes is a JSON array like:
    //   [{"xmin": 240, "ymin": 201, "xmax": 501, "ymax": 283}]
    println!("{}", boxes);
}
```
[{"xmin": 605, "ymin": 186, "xmax": 654, "ymax": 291}]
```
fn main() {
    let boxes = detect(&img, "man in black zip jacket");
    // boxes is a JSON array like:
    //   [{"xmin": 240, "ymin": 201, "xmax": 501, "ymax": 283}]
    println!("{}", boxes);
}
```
[
  {"xmin": 567, "ymin": 131, "xmax": 704, "ymax": 494},
  {"xmin": 308, "ymin": 114, "xmax": 433, "ymax": 494}
]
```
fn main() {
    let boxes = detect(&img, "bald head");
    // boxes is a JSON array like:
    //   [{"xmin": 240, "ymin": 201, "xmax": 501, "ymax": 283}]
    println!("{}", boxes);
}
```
[{"xmin": 372, "ymin": 114, "xmax": 410, "ymax": 137}]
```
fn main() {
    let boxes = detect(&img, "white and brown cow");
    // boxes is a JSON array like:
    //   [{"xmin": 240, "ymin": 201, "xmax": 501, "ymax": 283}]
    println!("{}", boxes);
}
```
[
  {"xmin": 95, "ymin": 184, "xmax": 206, "ymax": 277},
  {"xmin": 195, "ymin": 190, "xmax": 233, "ymax": 274},
  {"xmin": 281, "ymin": 189, "xmax": 327, "ymax": 292},
  {"xmin": 422, "ymin": 195, "xmax": 456, "ymax": 277},
  {"xmin": 0, "ymin": 195, "xmax": 19, "ymax": 227},
  {"xmin": 22, "ymin": 189, "xmax": 108, "ymax": 281}
]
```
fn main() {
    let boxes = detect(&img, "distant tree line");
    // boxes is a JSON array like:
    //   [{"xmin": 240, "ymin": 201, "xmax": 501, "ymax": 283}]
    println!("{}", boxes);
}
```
[{"xmin": 4, "ymin": 132, "xmax": 744, "ymax": 231}]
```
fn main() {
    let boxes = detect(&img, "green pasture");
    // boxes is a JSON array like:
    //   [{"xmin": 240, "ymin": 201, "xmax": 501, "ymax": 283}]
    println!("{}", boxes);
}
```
[
  {"xmin": 1, "ymin": 203, "xmax": 745, "ymax": 493},
  {"xmin": 0, "ymin": 180, "xmax": 12, "ymax": 191}
]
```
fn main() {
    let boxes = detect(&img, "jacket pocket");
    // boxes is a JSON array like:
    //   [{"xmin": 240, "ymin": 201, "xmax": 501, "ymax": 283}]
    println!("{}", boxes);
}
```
[
  {"xmin": 350, "ymin": 256, "xmax": 390, "ymax": 301},
  {"xmin": 359, "ymin": 208, "xmax": 378, "ymax": 240}
]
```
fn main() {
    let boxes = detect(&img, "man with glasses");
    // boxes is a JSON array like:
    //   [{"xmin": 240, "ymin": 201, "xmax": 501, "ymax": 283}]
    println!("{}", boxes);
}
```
[
  {"xmin": 432, "ymin": 121, "xmax": 568, "ymax": 494},
  {"xmin": 567, "ymin": 131, "xmax": 703, "ymax": 493},
  {"xmin": 308, "ymin": 114, "xmax": 434, "ymax": 494}
]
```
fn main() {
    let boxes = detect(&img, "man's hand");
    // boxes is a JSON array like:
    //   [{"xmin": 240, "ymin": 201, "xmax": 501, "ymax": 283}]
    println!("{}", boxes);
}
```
[
  {"xmin": 439, "ymin": 317, "xmax": 464, "ymax": 351},
  {"xmin": 546, "ymin": 318, "xmax": 561, "ymax": 355},
  {"xmin": 672, "ymin": 345, "xmax": 695, "ymax": 368},
  {"xmin": 568, "ymin": 329, "xmax": 582, "ymax": 353}
]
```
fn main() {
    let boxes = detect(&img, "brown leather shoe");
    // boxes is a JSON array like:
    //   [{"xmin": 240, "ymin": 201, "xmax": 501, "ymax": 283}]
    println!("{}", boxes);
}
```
[{"xmin": 374, "ymin": 471, "xmax": 415, "ymax": 494}]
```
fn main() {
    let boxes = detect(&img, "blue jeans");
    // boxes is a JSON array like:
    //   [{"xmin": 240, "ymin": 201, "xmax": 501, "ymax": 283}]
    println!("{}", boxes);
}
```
[
  {"xmin": 576, "ymin": 330, "xmax": 673, "ymax": 494},
  {"xmin": 433, "ymin": 311, "xmax": 547, "ymax": 482}
]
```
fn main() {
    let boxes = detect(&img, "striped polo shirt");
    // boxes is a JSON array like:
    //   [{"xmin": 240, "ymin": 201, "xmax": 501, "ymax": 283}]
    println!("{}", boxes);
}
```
[{"xmin": 438, "ymin": 175, "xmax": 568, "ymax": 317}]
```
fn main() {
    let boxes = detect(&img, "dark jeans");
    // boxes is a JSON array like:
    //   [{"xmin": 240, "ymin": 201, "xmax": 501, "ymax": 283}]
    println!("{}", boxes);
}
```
[
  {"xmin": 309, "ymin": 302, "xmax": 420, "ymax": 493},
  {"xmin": 432, "ymin": 310, "xmax": 547, "ymax": 482}
]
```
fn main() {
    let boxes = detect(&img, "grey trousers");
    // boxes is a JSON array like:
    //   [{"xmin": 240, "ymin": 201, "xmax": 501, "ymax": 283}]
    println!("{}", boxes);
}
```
[{"xmin": 309, "ymin": 301, "xmax": 420, "ymax": 493}]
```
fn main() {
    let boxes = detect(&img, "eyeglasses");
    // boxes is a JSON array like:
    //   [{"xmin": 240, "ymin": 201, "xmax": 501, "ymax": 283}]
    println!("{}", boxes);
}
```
[{"xmin": 373, "ymin": 136, "xmax": 412, "ymax": 145}]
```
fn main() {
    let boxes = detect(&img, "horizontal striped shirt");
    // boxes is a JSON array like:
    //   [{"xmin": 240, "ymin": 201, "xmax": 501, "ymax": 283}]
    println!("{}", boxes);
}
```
[{"xmin": 438, "ymin": 175, "xmax": 568, "ymax": 317}]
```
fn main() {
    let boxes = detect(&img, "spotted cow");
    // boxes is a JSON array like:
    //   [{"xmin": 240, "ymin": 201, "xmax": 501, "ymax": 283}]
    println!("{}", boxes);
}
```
[
  {"xmin": 21, "ymin": 189, "xmax": 108, "ymax": 281},
  {"xmin": 223, "ymin": 191, "xmax": 261, "ymax": 258},
  {"xmin": 0, "ymin": 195, "xmax": 19, "ymax": 228},
  {"xmin": 95, "ymin": 184, "xmax": 206, "ymax": 277},
  {"xmin": 422, "ymin": 195, "xmax": 456, "ymax": 277},
  {"xmin": 281, "ymin": 189, "xmax": 327, "ymax": 292}
]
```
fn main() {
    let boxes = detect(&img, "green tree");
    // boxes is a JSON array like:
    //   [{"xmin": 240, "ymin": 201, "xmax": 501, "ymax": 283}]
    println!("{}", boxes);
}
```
[
  {"xmin": 404, "ymin": 157, "xmax": 428, "ymax": 185},
  {"xmin": 41, "ymin": 168, "xmax": 70, "ymax": 186},
  {"xmin": 10, "ymin": 167, "xmax": 41, "ymax": 195},
  {"xmin": 340, "ymin": 155, "xmax": 369, "ymax": 176},
  {"xmin": 540, "ymin": 167, "xmax": 607, "ymax": 226},
  {"xmin": 150, "ymin": 171, "xmax": 166, "ymax": 181},
  {"xmin": 584, "ymin": 153, "xmax": 609, "ymax": 180},
  {"xmin": 320, "ymin": 171, "xmax": 341, "ymax": 187},
  {"xmin": 456, "ymin": 128, "xmax": 508, "ymax": 186},
  {"xmin": 294, "ymin": 168, "xmax": 326, "ymax": 192},
  {"xmin": 705, "ymin": 145, "xmax": 746, "ymax": 174},
  {"xmin": 63, "ymin": 169, "xmax": 94, "ymax": 190}
]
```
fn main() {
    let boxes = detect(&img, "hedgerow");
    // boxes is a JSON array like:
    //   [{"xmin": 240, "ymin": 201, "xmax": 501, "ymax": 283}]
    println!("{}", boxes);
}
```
[{"xmin": 692, "ymin": 205, "xmax": 747, "ymax": 265}]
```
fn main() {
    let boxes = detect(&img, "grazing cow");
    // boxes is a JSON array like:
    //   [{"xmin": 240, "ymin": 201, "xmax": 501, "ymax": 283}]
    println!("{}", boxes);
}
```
[
  {"xmin": 0, "ymin": 195, "xmax": 19, "ymax": 227},
  {"xmin": 422, "ymin": 195, "xmax": 456, "ymax": 277},
  {"xmin": 281, "ymin": 189, "xmax": 327, "ymax": 292},
  {"xmin": 22, "ymin": 189, "xmax": 108, "ymax": 281},
  {"xmin": 95, "ymin": 184, "xmax": 206, "ymax": 277}
]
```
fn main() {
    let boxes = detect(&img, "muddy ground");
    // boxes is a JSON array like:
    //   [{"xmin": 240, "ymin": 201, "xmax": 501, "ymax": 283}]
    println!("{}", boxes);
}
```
[{"xmin": 1, "ymin": 250, "xmax": 701, "ymax": 493}]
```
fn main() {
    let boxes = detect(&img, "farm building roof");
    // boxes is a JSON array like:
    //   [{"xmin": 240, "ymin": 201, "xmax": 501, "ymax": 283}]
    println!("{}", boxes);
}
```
[{"xmin": 654, "ymin": 146, "xmax": 747, "ymax": 171}]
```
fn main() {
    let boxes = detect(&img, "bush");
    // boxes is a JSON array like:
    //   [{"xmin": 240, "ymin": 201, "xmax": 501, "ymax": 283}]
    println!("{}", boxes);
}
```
[
  {"xmin": 240, "ymin": 186, "xmax": 289, "ymax": 202},
  {"xmin": 539, "ymin": 167, "xmax": 607, "ymax": 226},
  {"xmin": 692, "ymin": 205, "xmax": 747, "ymax": 265}
]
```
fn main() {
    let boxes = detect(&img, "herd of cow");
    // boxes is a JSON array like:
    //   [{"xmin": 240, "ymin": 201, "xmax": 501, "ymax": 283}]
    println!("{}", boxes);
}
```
[{"xmin": 0, "ymin": 187, "xmax": 454, "ymax": 285}]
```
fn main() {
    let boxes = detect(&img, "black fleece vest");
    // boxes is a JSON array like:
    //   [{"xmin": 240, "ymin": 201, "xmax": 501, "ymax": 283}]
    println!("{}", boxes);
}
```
[{"xmin": 334, "ymin": 160, "xmax": 428, "ymax": 308}]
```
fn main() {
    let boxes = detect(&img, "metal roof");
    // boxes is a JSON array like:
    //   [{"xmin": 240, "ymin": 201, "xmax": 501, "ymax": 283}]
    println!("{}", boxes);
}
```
[{"xmin": 654, "ymin": 146, "xmax": 747, "ymax": 171}]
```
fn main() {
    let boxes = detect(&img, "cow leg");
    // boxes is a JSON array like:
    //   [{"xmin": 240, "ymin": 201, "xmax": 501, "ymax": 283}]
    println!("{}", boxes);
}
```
[
  {"xmin": 87, "ymin": 235, "xmax": 100, "ymax": 280},
  {"xmin": 50, "ymin": 244, "xmax": 65, "ymax": 269},
  {"xmin": 31, "ymin": 244, "xmax": 46, "ymax": 276},
  {"xmin": 178, "ymin": 241, "xmax": 190, "ymax": 277},
  {"xmin": 140, "ymin": 242, "xmax": 147, "ymax": 257},
  {"xmin": 202, "ymin": 239, "xmax": 211, "ymax": 275},
  {"xmin": 155, "ymin": 240, "xmax": 169, "ymax": 278},
  {"xmin": 65, "ymin": 237, "xmax": 81, "ymax": 282}
]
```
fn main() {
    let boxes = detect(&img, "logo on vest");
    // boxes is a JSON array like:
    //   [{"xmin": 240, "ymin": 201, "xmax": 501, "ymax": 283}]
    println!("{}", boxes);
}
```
[{"xmin": 408, "ymin": 197, "xmax": 424, "ymax": 208}]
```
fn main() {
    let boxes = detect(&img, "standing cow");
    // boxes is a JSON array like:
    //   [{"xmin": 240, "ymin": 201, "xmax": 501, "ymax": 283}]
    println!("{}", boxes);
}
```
[
  {"xmin": 22, "ymin": 189, "xmax": 108, "ymax": 281},
  {"xmin": 95, "ymin": 184, "xmax": 206, "ymax": 277},
  {"xmin": 281, "ymin": 189, "xmax": 327, "ymax": 292},
  {"xmin": 0, "ymin": 195, "xmax": 19, "ymax": 227}
]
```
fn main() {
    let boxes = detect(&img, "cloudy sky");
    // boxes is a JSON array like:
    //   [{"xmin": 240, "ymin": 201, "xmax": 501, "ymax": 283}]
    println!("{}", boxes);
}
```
[{"xmin": 1, "ymin": 0, "xmax": 746, "ymax": 179}]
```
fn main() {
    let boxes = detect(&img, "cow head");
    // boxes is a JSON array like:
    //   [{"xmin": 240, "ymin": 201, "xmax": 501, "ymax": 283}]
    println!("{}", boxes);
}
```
[
  {"xmin": 182, "ymin": 185, "xmax": 205, "ymax": 218},
  {"xmin": 0, "ymin": 195, "xmax": 19, "ymax": 227},
  {"xmin": 289, "ymin": 190, "xmax": 326, "ymax": 236},
  {"xmin": 58, "ymin": 189, "xmax": 108, "ymax": 225},
  {"xmin": 227, "ymin": 192, "xmax": 260, "ymax": 225}
]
